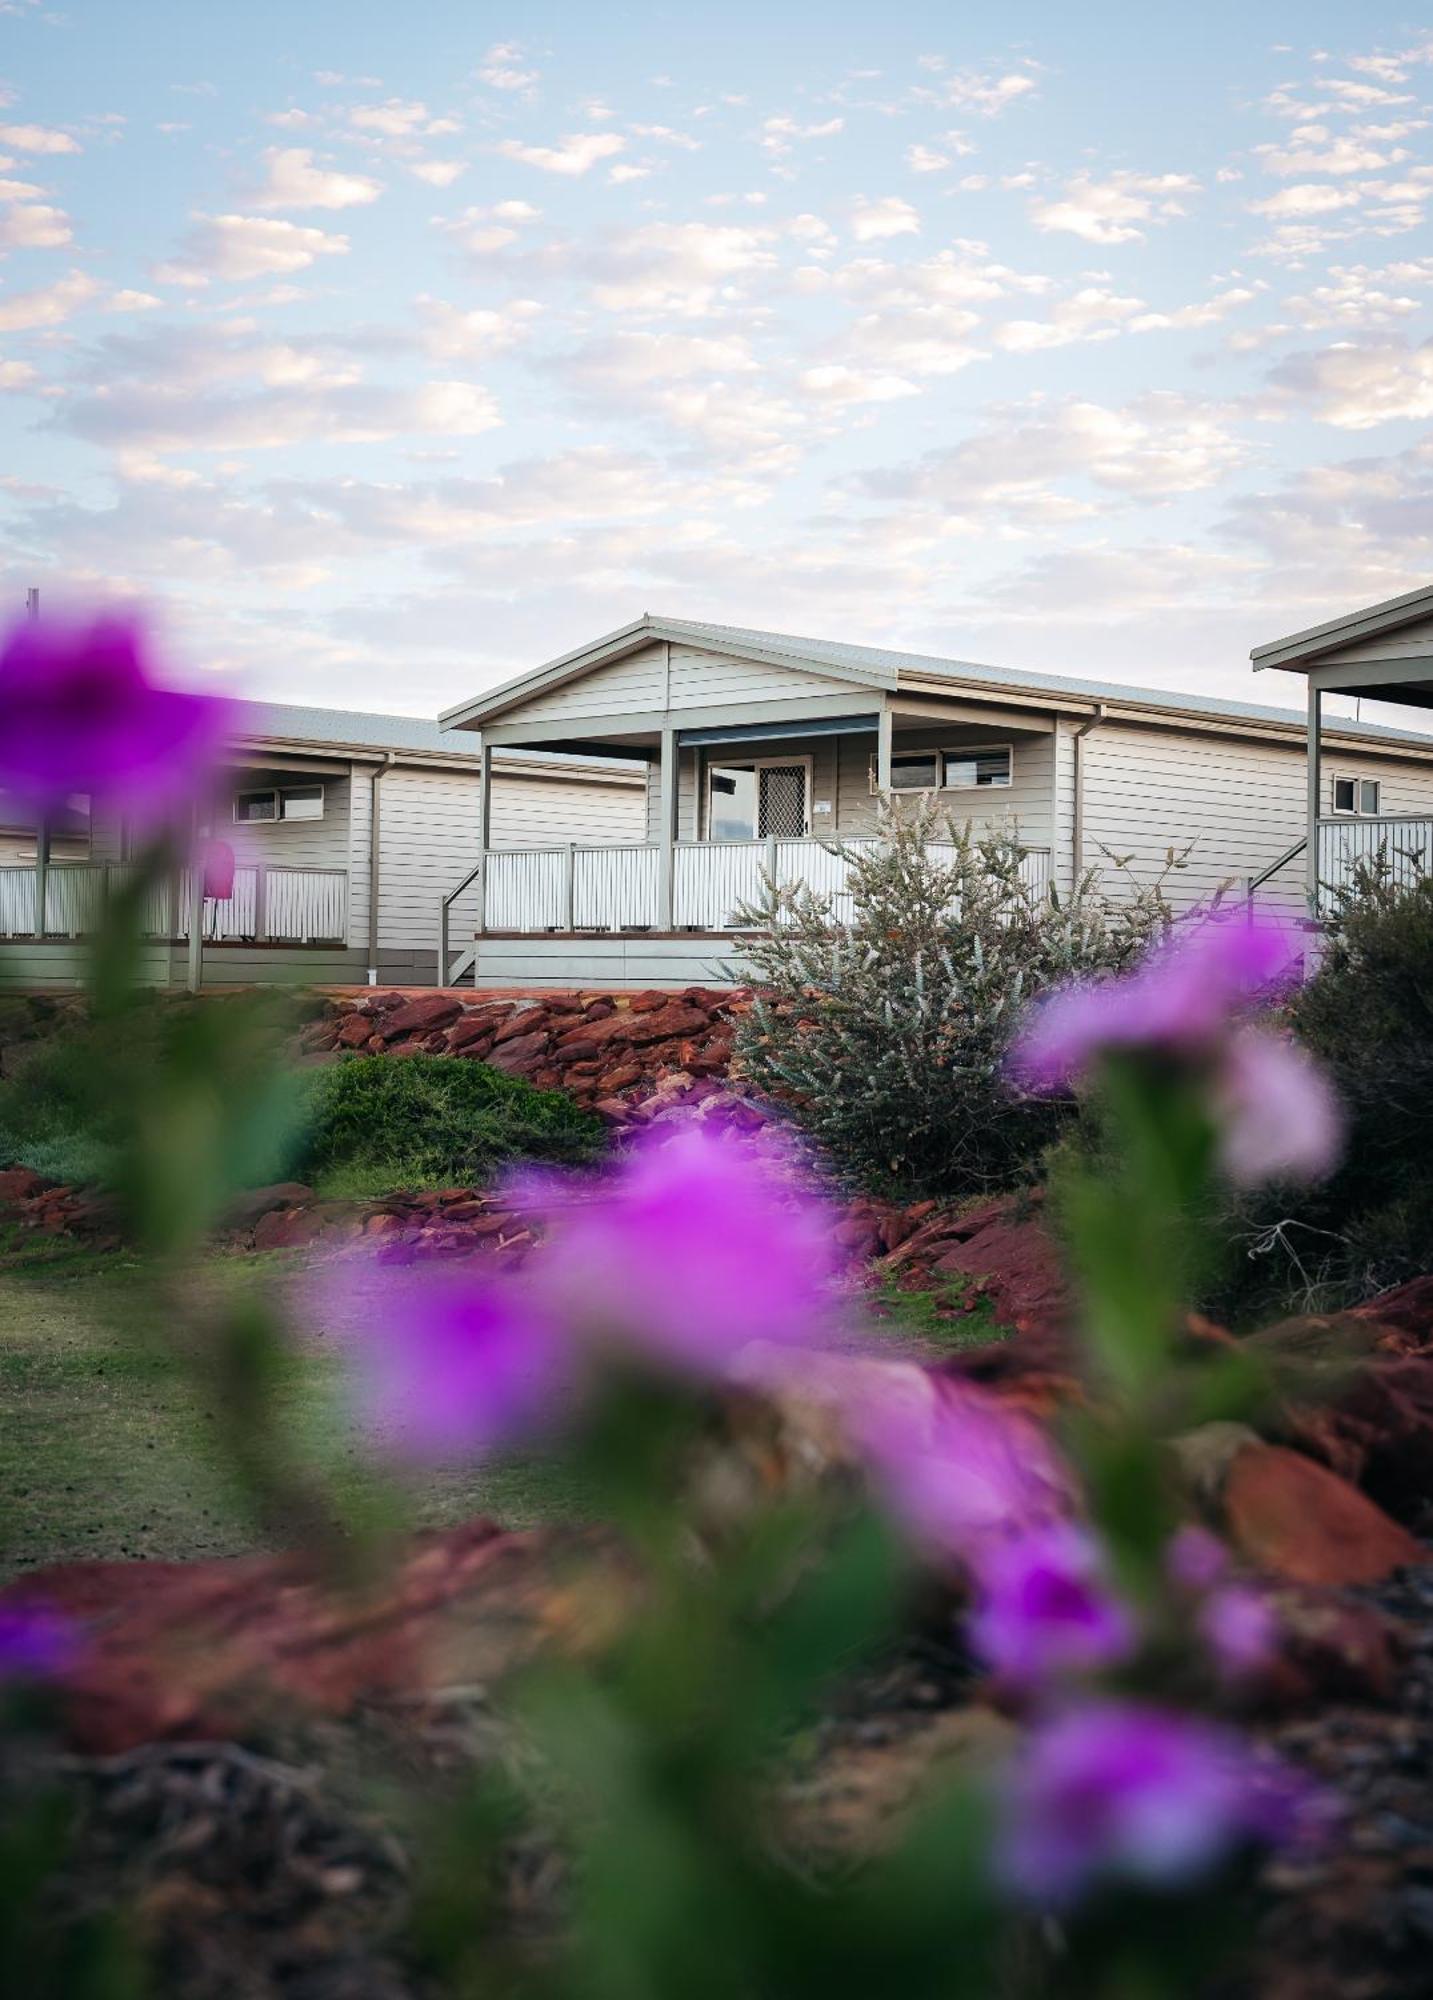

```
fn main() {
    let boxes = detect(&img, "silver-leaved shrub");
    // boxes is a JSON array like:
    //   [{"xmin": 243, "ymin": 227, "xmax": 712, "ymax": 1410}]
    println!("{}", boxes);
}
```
[{"xmin": 733, "ymin": 799, "xmax": 1182, "ymax": 1197}]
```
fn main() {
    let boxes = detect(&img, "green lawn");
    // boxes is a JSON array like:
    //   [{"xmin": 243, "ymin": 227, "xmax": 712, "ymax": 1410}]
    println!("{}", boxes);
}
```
[{"xmin": 0, "ymin": 1236, "xmax": 590, "ymax": 1581}]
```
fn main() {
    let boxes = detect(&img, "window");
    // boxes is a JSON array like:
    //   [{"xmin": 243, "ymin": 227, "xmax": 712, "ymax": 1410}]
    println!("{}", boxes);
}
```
[
  {"xmin": 1332, "ymin": 775, "xmax": 1381, "ymax": 816},
  {"xmin": 281, "ymin": 784, "xmax": 324, "ymax": 822},
  {"xmin": 233, "ymin": 784, "xmax": 326, "ymax": 824},
  {"xmin": 944, "ymin": 745, "xmax": 1013, "ymax": 790},
  {"xmin": 890, "ymin": 751, "xmax": 941, "ymax": 791}
]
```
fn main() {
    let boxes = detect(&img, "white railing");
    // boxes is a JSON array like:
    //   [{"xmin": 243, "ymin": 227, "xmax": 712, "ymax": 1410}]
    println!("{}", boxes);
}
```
[
  {"xmin": 1317, "ymin": 815, "xmax": 1433, "ymax": 913},
  {"xmin": 477, "ymin": 837, "xmax": 1053, "ymax": 935},
  {"xmin": 0, "ymin": 862, "xmax": 348, "ymax": 945}
]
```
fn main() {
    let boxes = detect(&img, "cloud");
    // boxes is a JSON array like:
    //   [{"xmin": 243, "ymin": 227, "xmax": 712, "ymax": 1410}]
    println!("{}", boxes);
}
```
[
  {"xmin": 583, "ymin": 220, "xmax": 779, "ymax": 314},
  {"xmin": 415, "ymin": 294, "xmax": 540, "ymax": 360},
  {"xmin": 249, "ymin": 147, "xmax": 384, "ymax": 210},
  {"xmin": 477, "ymin": 42, "xmax": 539, "ymax": 92},
  {"xmin": 154, "ymin": 213, "xmax": 350, "ymax": 286},
  {"xmin": 0, "ymin": 266, "xmax": 99, "ymax": 329},
  {"xmin": 1266, "ymin": 337, "xmax": 1433, "ymax": 428},
  {"xmin": 1256, "ymin": 131, "xmax": 1397, "ymax": 176},
  {"xmin": 995, "ymin": 286, "xmax": 1146, "ymax": 352},
  {"xmin": 437, "ymin": 199, "xmax": 541, "ymax": 255},
  {"xmin": 408, "ymin": 159, "xmax": 465, "ymax": 188},
  {"xmin": 849, "ymin": 195, "xmax": 920, "ymax": 242},
  {"xmin": 1248, "ymin": 182, "xmax": 1362, "ymax": 219},
  {"xmin": 1029, "ymin": 170, "xmax": 1200, "ymax": 245},
  {"xmin": 758, "ymin": 114, "xmax": 844, "ymax": 157},
  {"xmin": 923, "ymin": 67, "xmax": 1037, "ymax": 116},
  {"xmin": 494, "ymin": 130, "xmax": 625, "ymax": 175},
  {"xmin": 857, "ymin": 394, "xmax": 1247, "ymax": 515},
  {"xmin": 0, "ymin": 359, "xmax": 38, "ymax": 389},
  {"xmin": 349, "ymin": 98, "xmax": 436, "ymax": 138},
  {"xmin": 0, "ymin": 122, "xmax": 79, "ymax": 155},
  {"xmin": 0, "ymin": 201, "xmax": 70, "ymax": 250}
]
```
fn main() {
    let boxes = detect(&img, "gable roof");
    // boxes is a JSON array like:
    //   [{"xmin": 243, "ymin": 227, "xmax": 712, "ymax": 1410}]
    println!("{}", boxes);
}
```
[
  {"xmin": 1251, "ymin": 583, "xmax": 1433, "ymax": 673},
  {"xmin": 440, "ymin": 612, "xmax": 1433, "ymax": 753}
]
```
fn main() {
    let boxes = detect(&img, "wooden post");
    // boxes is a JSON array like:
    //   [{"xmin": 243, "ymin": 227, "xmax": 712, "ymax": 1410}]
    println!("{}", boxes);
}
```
[
  {"xmin": 876, "ymin": 705, "xmax": 893, "ymax": 792},
  {"xmin": 657, "ymin": 726, "xmax": 677, "ymax": 930},
  {"xmin": 185, "ymin": 851, "xmax": 205, "ymax": 993},
  {"xmin": 33, "ymin": 815, "xmax": 49, "ymax": 940},
  {"xmin": 1306, "ymin": 683, "xmax": 1322, "ymax": 910},
  {"xmin": 475, "ymin": 740, "xmax": 493, "ymax": 942},
  {"xmin": 565, "ymin": 841, "xmax": 577, "ymax": 932}
]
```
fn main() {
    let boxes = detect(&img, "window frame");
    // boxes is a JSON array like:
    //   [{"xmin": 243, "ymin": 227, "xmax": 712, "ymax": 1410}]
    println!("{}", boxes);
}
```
[
  {"xmin": 703, "ymin": 754, "xmax": 813, "ymax": 841},
  {"xmin": 232, "ymin": 783, "xmax": 327, "ymax": 826},
  {"xmin": 1330, "ymin": 773, "xmax": 1381, "ymax": 817},
  {"xmin": 942, "ymin": 742, "xmax": 1014, "ymax": 792}
]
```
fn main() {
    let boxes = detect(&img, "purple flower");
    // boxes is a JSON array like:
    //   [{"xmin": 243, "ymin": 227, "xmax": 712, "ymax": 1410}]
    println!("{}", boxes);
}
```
[
  {"xmin": 1165, "ymin": 1525, "xmax": 1229, "ymax": 1594},
  {"xmin": 1010, "ymin": 916, "xmax": 1304, "ymax": 1093},
  {"xmin": 999, "ymin": 1701, "xmax": 1308, "ymax": 1905},
  {"xmin": 0, "ymin": 611, "xmax": 233, "ymax": 828},
  {"xmin": 315, "ymin": 1256, "xmax": 569, "ymax": 1463},
  {"xmin": 201, "ymin": 837, "xmax": 236, "ymax": 900},
  {"xmin": 859, "ymin": 1379, "xmax": 1072, "ymax": 1564},
  {"xmin": 521, "ymin": 1127, "xmax": 844, "ymax": 1377},
  {"xmin": 1200, "ymin": 1585, "xmax": 1279, "ymax": 1683},
  {"xmin": 1215, "ymin": 1028, "xmax": 1343, "ymax": 1186},
  {"xmin": 0, "ymin": 1604, "xmax": 81, "ymax": 1682},
  {"xmin": 970, "ymin": 1524, "xmax": 1137, "ymax": 1689}
]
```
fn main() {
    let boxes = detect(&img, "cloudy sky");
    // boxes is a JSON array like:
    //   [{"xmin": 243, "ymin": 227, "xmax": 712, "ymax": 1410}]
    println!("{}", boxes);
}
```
[{"xmin": 2, "ymin": 0, "xmax": 1432, "ymax": 722}]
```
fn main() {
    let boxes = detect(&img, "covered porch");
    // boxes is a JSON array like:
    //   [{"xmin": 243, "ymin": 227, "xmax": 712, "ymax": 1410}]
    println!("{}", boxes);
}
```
[
  {"xmin": 1253, "ymin": 586, "xmax": 1433, "ymax": 917},
  {"xmin": 445, "ymin": 695, "xmax": 1058, "ymax": 983}
]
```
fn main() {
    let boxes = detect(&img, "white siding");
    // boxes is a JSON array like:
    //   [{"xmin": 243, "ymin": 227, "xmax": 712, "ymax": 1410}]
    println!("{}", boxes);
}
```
[
  {"xmin": 496, "ymin": 641, "xmax": 859, "ymax": 728},
  {"xmin": 1323, "ymin": 614, "xmax": 1433, "ymax": 665},
  {"xmin": 491, "ymin": 770, "xmax": 646, "ymax": 847},
  {"xmin": 1080, "ymin": 723, "xmax": 1433, "ymax": 914},
  {"xmin": 226, "ymin": 773, "xmax": 353, "ymax": 876}
]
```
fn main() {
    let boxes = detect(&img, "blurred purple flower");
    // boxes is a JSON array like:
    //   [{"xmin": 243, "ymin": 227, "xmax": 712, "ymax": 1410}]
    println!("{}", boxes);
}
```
[
  {"xmin": 201, "ymin": 837, "xmax": 236, "ymax": 900},
  {"xmin": 970, "ymin": 1523, "xmax": 1137, "ymax": 1689},
  {"xmin": 1215, "ymin": 1029, "xmax": 1343, "ymax": 1186},
  {"xmin": 859, "ymin": 1379, "xmax": 1072, "ymax": 1564},
  {"xmin": 1165, "ymin": 1524, "xmax": 1229, "ymax": 1594},
  {"xmin": 317, "ymin": 1256, "xmax": 568, "ymax": 1463},
  {"xmin": 0, "ymin": 1604, "xmax": 81, "ymax": 1682},
  {"xmin": 522, "ymin": 1127, "xmax": 843, "ymax": 1377},
  {"xmin": 1010, "ymin": 916, "xmax": 1304, "ymax": 1093},
  {"xmin": 1200, "ymin": 1585, "xmax": 1279, "ymax": 1684},
  {"xmin": 999, "ymin": 1701, "xmax": 1308, "ymax": 1905},
  {"xmin": 0, "ymin": 612, "xmax": 233, "ymax": 827}
]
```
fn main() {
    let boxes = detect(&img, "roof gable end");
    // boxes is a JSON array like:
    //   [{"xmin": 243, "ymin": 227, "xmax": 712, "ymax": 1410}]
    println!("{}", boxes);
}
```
[{"xmin": 1251, "ymin": 583, "xmax": 1433, "ymax": 672}]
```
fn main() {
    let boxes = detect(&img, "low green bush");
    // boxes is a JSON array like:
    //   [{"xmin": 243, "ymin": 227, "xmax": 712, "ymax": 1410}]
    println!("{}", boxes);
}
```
[{"xmin": 289, "ymin": 1054, "xmax": 605, "ymax": 1195}]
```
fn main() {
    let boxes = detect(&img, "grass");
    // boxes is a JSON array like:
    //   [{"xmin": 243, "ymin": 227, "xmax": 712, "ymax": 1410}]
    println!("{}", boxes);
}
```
[
  {"xmin": 868, "ymin": 1276, "xmax": 1009, "ymax": 1352},
  {"xmin": 0, "ymin": 1234, "xmax": 591, "ymax": 1581}
]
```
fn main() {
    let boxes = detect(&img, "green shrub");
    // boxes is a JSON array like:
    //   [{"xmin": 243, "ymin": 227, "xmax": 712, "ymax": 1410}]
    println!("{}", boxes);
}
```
[
  {"xmin": 732, "ymin": 803, "xmax": 1179, "ymax": 1198},
  {"xmin": 289, "ymin": 1054, "xmax": 604, "ymax": 1195}
]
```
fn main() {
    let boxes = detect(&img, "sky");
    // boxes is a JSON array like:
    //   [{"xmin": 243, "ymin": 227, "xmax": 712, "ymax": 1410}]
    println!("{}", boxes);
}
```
[{"xmin": 1, "ymin": 0, "xmax": 1432, "ymax": 725}]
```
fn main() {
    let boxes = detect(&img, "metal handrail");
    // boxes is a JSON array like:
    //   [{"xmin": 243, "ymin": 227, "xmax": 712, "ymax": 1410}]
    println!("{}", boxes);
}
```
[
  {"xmin": 1245, "ymin": 835, "xmax": 1307, "ymax": 902},
  {"xmin": 440, "ymin": 856, "xmax": 486, "ymax": 983}
]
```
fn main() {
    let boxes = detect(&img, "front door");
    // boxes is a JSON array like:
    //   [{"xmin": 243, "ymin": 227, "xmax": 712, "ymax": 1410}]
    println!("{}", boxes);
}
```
[{"xmin": 757, "ymin": 762, "xmax": 809, "ymax": 838}]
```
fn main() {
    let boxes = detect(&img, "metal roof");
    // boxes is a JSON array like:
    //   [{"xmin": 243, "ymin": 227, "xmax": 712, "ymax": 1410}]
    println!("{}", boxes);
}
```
[
  {"xmin": 643, "ymin": 617, "xmax": 1433, "ymax": 749},
  {"xmin": 231, "ymin": 698, "xmax": 640, "ymax": 778}
]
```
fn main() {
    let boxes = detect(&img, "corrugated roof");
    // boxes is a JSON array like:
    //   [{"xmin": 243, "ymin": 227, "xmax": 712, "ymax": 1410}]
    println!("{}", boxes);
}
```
[
  {"xmin": 231, "ymin": 698, "xmax": 640, "ymax": 777},
  {"xmin": 650, "ymin": 616, "xmax": 1433, "ymax": 750}
]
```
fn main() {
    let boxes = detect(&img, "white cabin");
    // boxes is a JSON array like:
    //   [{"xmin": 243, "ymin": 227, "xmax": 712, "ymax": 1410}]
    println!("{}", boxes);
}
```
[{"xmin": 439, "ymin": 613, "xmax": 1433, "ymax": 991}]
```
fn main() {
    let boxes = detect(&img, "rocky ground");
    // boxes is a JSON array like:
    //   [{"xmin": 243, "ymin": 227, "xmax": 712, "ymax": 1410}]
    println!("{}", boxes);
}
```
[{"xmin": 6, "ymin": 988, "xmax": 1433, "ymax": 1993}]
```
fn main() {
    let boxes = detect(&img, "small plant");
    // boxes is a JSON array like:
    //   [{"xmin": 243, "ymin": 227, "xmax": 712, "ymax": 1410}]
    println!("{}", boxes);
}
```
[
  {"xmin": 732, "ymin": 801, "xmax": 1179, "ymax": 1197},
  {"xmin": 290, "ymin": 1053, "xmax": 605, "ymax": 1194}
]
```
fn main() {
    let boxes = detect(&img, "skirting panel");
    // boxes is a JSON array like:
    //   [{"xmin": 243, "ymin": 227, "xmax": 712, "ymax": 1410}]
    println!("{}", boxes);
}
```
[{"xmin": 471, "ymin": 934, "xmax": 752, "ymax": 992}]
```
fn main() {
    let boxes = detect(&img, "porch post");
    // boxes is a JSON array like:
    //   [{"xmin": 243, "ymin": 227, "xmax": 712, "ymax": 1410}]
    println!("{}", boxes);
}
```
[
  {"xmin": 876, "ymin": 704, "xmax": 893, "ymax": 792},
  {"xmin": 657, "ymin": 725, "xmax": 677, "ymax": 929},
  {"xmin": 185, "ymin": 811, "xmax": 205, "ymax": 994},
  {"xmin": 33, "ymin": 815, "xmax": 50, "ymax": 939},
  {"xmin": 1305, "ymin": 683, "xmax": 1322, "ymax": 910},
  {"xmin": 475, "ymin": 739, "xmax": 493, "ymax": 941}
]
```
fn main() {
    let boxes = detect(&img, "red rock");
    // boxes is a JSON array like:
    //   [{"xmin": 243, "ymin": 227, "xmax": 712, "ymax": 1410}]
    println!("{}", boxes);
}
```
[
  {"xmin": 253, "ymin": 1207, "xmax": 328, "ymax": 1251},
  {"xmin": 486, "ymin": 1031, "xmax": 548, "ymax": 1074},
  {"xmin": 564, "ymin": 1013, "xmax": 632, "ymax": 1050},
  {"xmin": 622, "ymin": 1003, "xmax": 712, "ymax": 1046},
  {"xmin": 594, "ymin": 1098, "xmax": 635, "ymax": 1126},
  {"xmin": 495, "ymin": 1005, "xmax": 552, "ymax": 1045},
  {"xmin": 531, "ymin": 1067, "xmax": 562, "ymax": 1091},
  {"xmin": 628, "ymin": 990, "xmax": 673, "ymax": 1013},
  {"xmin": 451, "ymin": 1034, "xmax": 495, "ymax": 1062},
  {"xmin": 596, "ymin": 1062, "xmax": 642, "ymax": 1093},
  {"xmin": 0, "ymin": 1519, "xmax": 586, "ymax": 1754},
  {"xmin": 0, "ymin": 1166, "xmax": 51, "ymax": 1203},
  {"xmin": 334, "ymin": 1012, "xmax": 373, "ymax": 1049},
  {"xmin": 1266, "ymin": 1585, "xmax": 1404, "ymax": 1705},
  {"xmin": 1223, "ymin": 1441, "xmax": 1422, "ymax": 1587},
  {"xmin": 224, "ymin": 1182, "xmax": 314, "ymax": 1229},
  {"xmin": 377, "ymin": 994, "xmax": 463, "ymax": 1041},
  {"xmin": 447, "ymin": 1014, "xmax": 497, "ymax": 1052},
  {"xmin": 584, "ymin": 999, "xmax": 616, "ymax": 1021}
]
